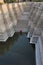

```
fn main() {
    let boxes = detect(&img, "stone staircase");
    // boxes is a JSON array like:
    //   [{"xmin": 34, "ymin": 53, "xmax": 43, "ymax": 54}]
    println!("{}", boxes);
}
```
[
  {"xmin": 0, "ymin": 2, "xmax": 43, "ymax": 43},
  {"xmin": 0, "ymin": 2, "xmax": 43, "ymax": 65}
]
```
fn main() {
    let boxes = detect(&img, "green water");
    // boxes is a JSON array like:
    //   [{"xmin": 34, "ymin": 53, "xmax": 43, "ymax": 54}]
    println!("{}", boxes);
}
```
[{"xmin": 0, "ymin": 32, "xmax": 35, "ymax": 65}]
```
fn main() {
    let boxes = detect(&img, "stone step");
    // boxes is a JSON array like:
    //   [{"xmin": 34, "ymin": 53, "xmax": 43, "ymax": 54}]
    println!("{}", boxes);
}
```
[
  {"xmin": 1, "ymin": 4, "xmax": 15, "ymax": 37},
  {"xmin": 17, "ymin": 16, "xmax": 29, "ymax": 28},
  {"xmin": 0, "ymin": 32, "xmax": 8, "ymax": 42},
  {"xmin": 30, "ymin": 36, "xmax": 39, "ymax": 44},
  {"xmin": 18, "ymin": 5, "xmax": 29, "ymax": 17},
  {"xmin": 0, "ymin": 2, "xmax": 43, "ymax": 42},
  {"xmin": 19, "ymin": 2, "xmax": 33, "ymax": 13},
  {"xmin": 37, "ymin": 14, "xmax": 43, "ymax": 30},
  {"xmin": 12, "ymin": 3, "xmax": 22, "ymax": 18},
  {"xmin": 36, "ymin": 38, "xmax": 42, "ymax": 65},
  {"xmin": 6, "ymin": 3, "xmax": 17, "ymax": 26},
  {"xmin": 40, "ymin": 34, "xmax": 43, "ymax": 65},
  {"xmin": 27, "ymin": 27, "xmax": 34, "ymax": 38},
  {"xmin": 30, "ymin": 8, "xmax": 42, "ymax": 28}
]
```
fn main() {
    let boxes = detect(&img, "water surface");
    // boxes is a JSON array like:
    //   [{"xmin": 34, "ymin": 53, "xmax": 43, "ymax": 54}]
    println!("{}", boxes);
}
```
[{"xmin": 0, "ymin": 32, "xmax": 35, "ymax": 65}]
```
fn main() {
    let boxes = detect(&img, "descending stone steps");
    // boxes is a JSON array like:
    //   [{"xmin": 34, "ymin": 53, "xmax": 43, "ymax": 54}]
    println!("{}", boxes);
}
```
[
  {"xmin": 0, "ymin": 2, "xmax": 43, "ymax": 43},
  {"xmin": 35, "ymin": 37, "xmax": 42, "ymax": 65},
  {"xmin": 0, "ymin": 2, "xmax": 43, "ymax": 65},
  {"xmin": 7, "ymin": 4, "xmax": 17, "ymax": 26},
  {"xmin": 19, "ymin": 2, "xmax": 33, "ymax": 16},
  {"xmin": 0, "ymin": 8, "xmax": 8, "ymax": 41},
  {"xmin": 27, "ymin": 6, "xmax": 43, "ymax": 39},
  {"xmin": 1, "ymin": 4, "xmax": 15, "ymax": 37}
]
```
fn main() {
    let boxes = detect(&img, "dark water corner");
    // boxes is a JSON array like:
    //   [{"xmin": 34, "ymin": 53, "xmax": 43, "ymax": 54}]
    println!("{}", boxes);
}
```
[{"xmin": 0, "ymin": 32, "xmax": 36, "ymax": 65}]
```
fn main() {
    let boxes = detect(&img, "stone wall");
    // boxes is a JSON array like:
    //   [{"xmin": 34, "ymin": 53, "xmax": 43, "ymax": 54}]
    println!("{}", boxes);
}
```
[{"xmin": 0, "ymin": 2, "xmax": 43, "ymax": 42}]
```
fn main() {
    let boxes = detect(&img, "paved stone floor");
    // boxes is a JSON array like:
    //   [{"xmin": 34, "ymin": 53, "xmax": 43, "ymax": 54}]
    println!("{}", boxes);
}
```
[{"xmin": 0, "ymin": 33, "xmax": 35, "ymax": 65}]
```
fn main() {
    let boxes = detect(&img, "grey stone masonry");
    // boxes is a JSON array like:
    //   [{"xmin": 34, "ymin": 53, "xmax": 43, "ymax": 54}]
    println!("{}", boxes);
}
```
[{"xmin": 0, "ymin": 2, "xmax": 43, "ymax": 43}]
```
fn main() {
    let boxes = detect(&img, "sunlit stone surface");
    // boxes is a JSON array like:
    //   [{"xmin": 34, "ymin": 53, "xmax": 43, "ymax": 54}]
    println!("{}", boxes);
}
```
[
  {"xmin": 0, "ymin": 2, "xmax": 43, "ymax": 41},
  {"xmin": 0, "ymin": 2, "xmax": 42, "ymax": 41}
]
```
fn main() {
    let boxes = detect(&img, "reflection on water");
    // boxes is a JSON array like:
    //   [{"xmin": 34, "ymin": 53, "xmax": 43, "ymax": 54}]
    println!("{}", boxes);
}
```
[
  {"xmin": 0, "ymin": 32, "xmax": 21, "ymax": 55},
  {"xmin": 0, "ymin": 32, "xmax": 27, "ymax": 55},
  {"xmin": 0, "ymin": 32, "xmax": 35, "ymax": 65},
  {"xmin": 31, "ymin": 44, "xmax": 35, "ymax": 50}
]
